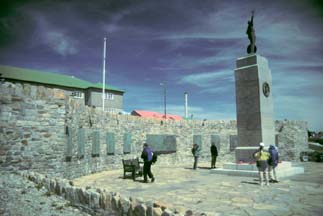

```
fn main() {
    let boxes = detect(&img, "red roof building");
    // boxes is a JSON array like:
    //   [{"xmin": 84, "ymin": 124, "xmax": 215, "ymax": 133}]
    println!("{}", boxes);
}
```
[{"xmin": 131, "ymin": 110, "xmax": 182, "ymax": 121}]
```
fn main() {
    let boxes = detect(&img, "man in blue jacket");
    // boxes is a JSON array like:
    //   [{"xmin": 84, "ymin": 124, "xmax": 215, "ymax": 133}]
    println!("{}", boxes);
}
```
[{"xmin": 141, "ymin": 143, "xmax": 155, "ymax": 183}]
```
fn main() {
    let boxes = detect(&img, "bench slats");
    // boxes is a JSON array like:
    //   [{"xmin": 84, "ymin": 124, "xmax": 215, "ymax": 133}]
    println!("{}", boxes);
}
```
[{"xmin": 122, "ymin": 158, "xmax": 143, "ymax": 181}]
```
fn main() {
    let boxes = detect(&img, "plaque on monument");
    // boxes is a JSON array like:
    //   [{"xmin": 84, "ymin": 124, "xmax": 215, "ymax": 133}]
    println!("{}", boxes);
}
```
[
  {"xmin": 275, "ymin": 134, "xmax": 279, "ymax": 148},
  {"xmin": 77, "ymin": 128, "xmax": 85, "ymax": 159},
  {"xmin": 66, "ymin": 126, "xmax": 73, "ymax": 162},
  {"xmin": 106, "ymin": 132, "xmax": 115, "ymax": 155},
  {"xmin": 146, "ymin": 134, "xmax": 176, "ymax": 154},
  {"xmin": 193, "ymin": 135, "xmax": 202, "ymax": 150},
  {"xmin": 211, "ymin": 134, "xmax": 221, "ymax": 153},
  {"xmin": 92, "ymin": 130, "xmax": 100, "ymax": 157},
  {"xmin": 123, "ymin": 133, "xmax": 132, "ymax": 154}
]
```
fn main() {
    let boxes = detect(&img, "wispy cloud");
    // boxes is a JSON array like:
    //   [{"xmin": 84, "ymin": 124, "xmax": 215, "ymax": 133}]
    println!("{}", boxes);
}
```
[
  {"xmin": 273, "ymin": 70, "xmax": 323, "ymax": 96},
  {"xmin": 179, "ymin": 70, "xmax": 234, "ymax": 88},
  {"xmin": 45, "ymin": 31, "xmax": 78, "ymax": 56},
  {"xmin": 30, "ymin": 14, "xmax": 79, "ymax": 56}
]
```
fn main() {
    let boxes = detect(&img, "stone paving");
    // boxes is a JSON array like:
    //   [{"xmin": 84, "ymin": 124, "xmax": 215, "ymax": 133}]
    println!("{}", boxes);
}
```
[{"xmin": 73, "ymin": 162, "xmax": 323, "ymax": 216}]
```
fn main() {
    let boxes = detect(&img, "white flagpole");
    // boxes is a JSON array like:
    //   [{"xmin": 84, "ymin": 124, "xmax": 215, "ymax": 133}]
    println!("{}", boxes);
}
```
[{"xmin": 102, "ymin": 37, "xmax": 107, "ymax": 112}]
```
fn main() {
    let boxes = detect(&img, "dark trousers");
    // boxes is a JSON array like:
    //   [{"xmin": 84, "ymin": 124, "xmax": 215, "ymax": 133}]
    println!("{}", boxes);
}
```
[
  {"xmin": 193, "ymin": 156, "xmax": 199, "ymax": 169},
  {"xmin": 143, "ymin": 161, "xmax": 154, "ymax": 181},
  {"xmin": 211, "ymin": 155, "xmax": 217, "ymax": 168}
]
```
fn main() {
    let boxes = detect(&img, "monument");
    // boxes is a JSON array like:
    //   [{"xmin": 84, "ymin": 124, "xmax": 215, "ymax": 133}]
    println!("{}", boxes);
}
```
[
  {"xmin": 210, "ymin": 11, "xmax": 304, "ymax": 177},
  {"xmin": 234, "ymin": 11, "xmax": 275, "ymax": 163}
]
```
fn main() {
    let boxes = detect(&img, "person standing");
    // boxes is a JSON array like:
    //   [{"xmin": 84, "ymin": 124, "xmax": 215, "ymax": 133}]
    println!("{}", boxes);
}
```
[
  {"xmin": 268, "ymin": 144, "xmax": 279, "ymax": 183},
  {"xmin": 210, "ymin": 142, "xmax": 218, "ymax": 169},
  {"xmin": 253, "ymin": 142, "xmax": 270, "ymax": 186},
  {"xmin": 191, "ymin": 143, "xmax": 200, "ymax": 170},
  {"xmin": 141, "ymin": 143, "xmax": 155, "ymax": 183}
]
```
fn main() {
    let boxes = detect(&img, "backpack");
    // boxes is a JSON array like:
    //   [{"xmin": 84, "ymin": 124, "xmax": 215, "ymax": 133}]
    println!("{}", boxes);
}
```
[{"xmin": 152, "ymin": 153, "xmax": 158, "ymax": 164}]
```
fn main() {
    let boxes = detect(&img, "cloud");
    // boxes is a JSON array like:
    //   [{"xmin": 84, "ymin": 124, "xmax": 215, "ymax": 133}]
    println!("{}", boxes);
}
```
[
  {"xmin": 179, "ymin": 70, "xmax": 234, "ymax": 88},
  {"xmin": 45, "ymin": 31, "xmax": 78, "ymax": 56},
  {"xmin": 26, "ymin": 11, "xmax": 79, "ymax": 57},
  {"xmin": 272, "ymin": 70, "xmax": 323, "ymax": 96}
]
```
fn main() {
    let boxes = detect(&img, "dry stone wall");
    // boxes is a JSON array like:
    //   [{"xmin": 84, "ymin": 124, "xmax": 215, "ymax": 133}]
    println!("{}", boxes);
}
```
[
  {"xmin": 21, "ymin": 171, "xmax": 190, "ymax": 216},
  {"xmin": 0, "ymin": 81, "xmax": 308, "ymax": 179}
]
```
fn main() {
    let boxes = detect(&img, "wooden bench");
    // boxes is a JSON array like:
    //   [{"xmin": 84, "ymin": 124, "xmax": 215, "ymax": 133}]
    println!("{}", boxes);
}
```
[{"xmin": 122, "ymin": 158, "xmax": 143, "ymax": 181}]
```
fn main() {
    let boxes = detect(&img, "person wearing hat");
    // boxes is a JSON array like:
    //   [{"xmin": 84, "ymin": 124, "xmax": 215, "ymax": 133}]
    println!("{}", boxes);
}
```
[
  {"xmin": 141, "ymin": 143, "xmax": 155, "ymax": 183},
  {"xmin": 253, "ymin": 142, "xmax": 270, "ymax": 186},
  {"xmin": 268, "ymin": 144, "xmax": 279, "ymax": 183}
]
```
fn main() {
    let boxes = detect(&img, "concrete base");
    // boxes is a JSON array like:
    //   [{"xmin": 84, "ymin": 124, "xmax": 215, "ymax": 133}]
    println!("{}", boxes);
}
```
[{"xmin": 210, "ymin": 161, "xmax": 304, "ymax": 178}]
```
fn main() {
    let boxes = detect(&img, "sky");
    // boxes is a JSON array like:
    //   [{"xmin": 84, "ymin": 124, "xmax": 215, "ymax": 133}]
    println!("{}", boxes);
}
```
[{"xmin": 0, "ymin": 0, "xmax": 322, "ymax": 131}]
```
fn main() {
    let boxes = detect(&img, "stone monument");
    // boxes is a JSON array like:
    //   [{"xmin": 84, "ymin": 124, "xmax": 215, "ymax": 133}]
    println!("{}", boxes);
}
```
[
  {"xmin": 234, "ymin": 10, "xmax": 275, "ymax": 163},
  {"xmin": 210, "ymin": 11, "xmax": 304, "ymax": 177},
  {"xmin": 234, "ymin": 54, "xmax": 275, "ymax": 162}
]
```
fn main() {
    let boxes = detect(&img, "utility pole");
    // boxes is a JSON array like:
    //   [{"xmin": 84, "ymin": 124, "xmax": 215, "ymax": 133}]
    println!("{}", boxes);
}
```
[
  {"xmin": 160, "ymin": 82, "xmax": 167, "ymax": 119},
  {"xmin": 102, "ymin": 37, "xmax": 107, "ymax": 112},
  {"xmin": 184, "ymin": 92, "xmax": 188, "ymax": 119}
]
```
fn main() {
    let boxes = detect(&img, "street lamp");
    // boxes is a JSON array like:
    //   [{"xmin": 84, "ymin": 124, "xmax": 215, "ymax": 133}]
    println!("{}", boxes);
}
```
[{"xmin": 160, "ymin": 82, "xmax": 167, "ymax": 119}]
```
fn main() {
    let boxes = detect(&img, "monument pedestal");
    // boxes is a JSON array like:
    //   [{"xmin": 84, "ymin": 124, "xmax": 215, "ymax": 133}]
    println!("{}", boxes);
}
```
[
  {"xmin": 212, "ymin": 54, "xmax": 303, "ymax": 178},
  {"xmin": 234, "ymin": 54, "xmax": 275, "ymax": 163},
  {"xmin": 210, "ymin": 162, "xmax": 304, "ymax": 178}
]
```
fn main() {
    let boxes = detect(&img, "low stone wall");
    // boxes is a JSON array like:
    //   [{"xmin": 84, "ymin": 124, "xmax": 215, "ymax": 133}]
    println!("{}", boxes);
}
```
[
  {"xmin": 21, "ymin": 171, "xmax": 195, "ymax": 216},
  {"xmin": 275, "ymin": 120, "xmax": 309, "ymax": 161},
  {"xmin": 1, "ymin": 81, "xmax": 309, "ymax": 179}
]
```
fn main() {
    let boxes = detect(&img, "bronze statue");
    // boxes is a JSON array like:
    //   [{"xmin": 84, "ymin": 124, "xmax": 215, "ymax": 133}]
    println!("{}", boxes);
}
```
[{"xmin": 246, "ymin": 10, "xmax": 257, "ymax": 54}]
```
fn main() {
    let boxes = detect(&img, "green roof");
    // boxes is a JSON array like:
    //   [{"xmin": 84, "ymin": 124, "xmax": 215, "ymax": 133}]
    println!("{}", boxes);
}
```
[{"xmin": 0, "ymin": 65, "xmax": 124, "ymax": 93}]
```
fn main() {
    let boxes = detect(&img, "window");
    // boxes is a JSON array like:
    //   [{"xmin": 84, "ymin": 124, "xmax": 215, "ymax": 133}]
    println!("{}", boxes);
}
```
[
  {"xmin": 71, "ymin": 91, "xmax": 84, "ymax": 99},
  {"xmin": 105, "ymin": 93, "xmax": 114, "ymax": 100}
]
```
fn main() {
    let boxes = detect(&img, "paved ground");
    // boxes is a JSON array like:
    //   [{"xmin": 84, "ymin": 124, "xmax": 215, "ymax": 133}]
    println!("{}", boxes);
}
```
[{"xmin": 73, "ymin": 162, "xmax": 323, "ymax": 216}]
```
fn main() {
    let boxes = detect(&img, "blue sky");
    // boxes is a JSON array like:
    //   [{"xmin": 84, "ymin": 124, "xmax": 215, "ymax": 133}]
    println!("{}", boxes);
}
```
[{"xmin": 0, "ymin": 0, "xmax": 322, "ymax": 131}]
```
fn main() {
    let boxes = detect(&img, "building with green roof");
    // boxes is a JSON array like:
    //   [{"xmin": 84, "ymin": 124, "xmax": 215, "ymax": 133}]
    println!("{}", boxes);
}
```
[{"xmin": 0, "ymin": 65, "xmax": 124, "ymax": 113}]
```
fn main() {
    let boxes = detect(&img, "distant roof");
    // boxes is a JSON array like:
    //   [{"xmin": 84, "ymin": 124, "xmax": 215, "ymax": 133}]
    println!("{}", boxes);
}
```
[
  {"xmin": 131, "ymin": 110, "xmax": 182, "ymax": 121},
  {"xmin": 0, "ymin": 65, "xmax": 124, "ymax": 93}
]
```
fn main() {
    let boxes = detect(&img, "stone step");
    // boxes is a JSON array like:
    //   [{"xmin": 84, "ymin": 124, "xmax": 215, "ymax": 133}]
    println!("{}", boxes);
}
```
[
  {"xmin": 223, "ymin": 161, "xmax": 293, "ymax": 171},
  {"xmin": 211, "ymin": 161, "xmax": 304, "ymax": 178}
]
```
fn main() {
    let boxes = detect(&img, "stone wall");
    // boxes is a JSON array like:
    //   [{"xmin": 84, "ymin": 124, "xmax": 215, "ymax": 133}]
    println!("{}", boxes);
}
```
[
  {"xmin": 275, "ymin": 120, "xmax": 308, "ymax": 161},
  {"xmin": 0, "ymin": 81, "xmax": 308, "ymax": 179}
]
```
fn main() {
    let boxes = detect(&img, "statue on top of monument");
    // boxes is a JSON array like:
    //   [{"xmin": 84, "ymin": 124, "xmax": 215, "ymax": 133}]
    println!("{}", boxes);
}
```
[{"xmin": 246, "ymin": 10, "xmax": 257, "ymax": 54}]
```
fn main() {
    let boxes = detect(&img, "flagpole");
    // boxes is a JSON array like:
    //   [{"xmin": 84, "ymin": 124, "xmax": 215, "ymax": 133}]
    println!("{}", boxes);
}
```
[{"xmin": 102, "ymin": 37, "xmax": 107, "ymax": 112}]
